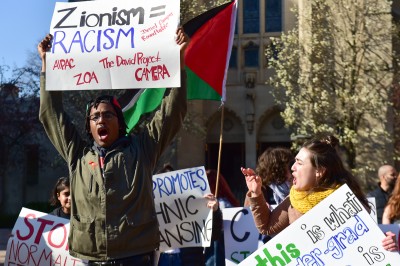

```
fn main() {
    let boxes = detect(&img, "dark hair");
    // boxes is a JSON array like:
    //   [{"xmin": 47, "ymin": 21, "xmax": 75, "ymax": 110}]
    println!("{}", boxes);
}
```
[
  {"xmin": 256, "ymin": 147, "xmax": 294, "ymax": 186},
  {"xmin": 157, "ymin": 163, "xmax": 174, "ymax": 174},
  {"xmin": 49, "ymin": 177, "xmax": 70, "ymax": 207},
  {"xmin": 386, "ymin": 175, "xmax": 400, "ymax": 222},
  {"xmin": 206, "ymin": 169, "xmax": 240, "ymax": 207},
  {"xmin": 85, "ymin": 95, "xmax": 127, "ymax": 141},
  {"xmin": 302, "ymin": 134, "xmax": 370, "ymax": 211}
]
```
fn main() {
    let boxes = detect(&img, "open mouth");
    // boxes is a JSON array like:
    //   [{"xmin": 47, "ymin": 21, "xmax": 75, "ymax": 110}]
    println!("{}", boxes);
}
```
[{"xmin": 98, "ymin": 127, "xmax": 109, "ymax": 140}]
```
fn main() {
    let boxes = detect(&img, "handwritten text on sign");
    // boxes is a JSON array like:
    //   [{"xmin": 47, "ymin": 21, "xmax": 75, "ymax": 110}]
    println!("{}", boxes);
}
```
[
  {"xmin": 47, "ymin": 0, "xmax": 180, "ymax": 91},
  {"xmin": 5, "ymin": 208, "xmax": 87, "ymax": 266},
  {"xmin": 239, "ymin": 184, "xmax": 400, "ymax": 265},
  {"xmin": 152, "ymin": 166, "xmax": 213, "ymax": 252}
]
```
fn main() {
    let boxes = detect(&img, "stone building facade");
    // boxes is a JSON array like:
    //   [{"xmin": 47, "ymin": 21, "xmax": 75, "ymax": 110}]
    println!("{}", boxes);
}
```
[
  {"xmin": 176, "ymin": 0, "xmax": 297, "ymax": 203},
  {"xmin": 175, "ymin": 0, "xmax": 396, "ymax": 201}
]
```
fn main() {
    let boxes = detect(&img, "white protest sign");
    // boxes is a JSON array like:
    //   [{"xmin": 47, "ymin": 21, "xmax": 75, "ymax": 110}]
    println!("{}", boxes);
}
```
[
  {"xmin": 47, "ymin": 0, "xmax": 180, "ymax": 90},
  {"xmin": 367, "ymin": 197, "xmax": 378, "ymax": 224},
  {"xmin": 152, "ymin": 166, "xmax": 213, "ymax": 251},
  {"xmin": 240, "ymin": 184, "xmax": 400, "ymax": 265},
  {"xmin": 222, "ymin": 207, "xmax": 261, "ymax": 265},
  {"xmin": 5, "ymin": 208, "xmax": 87, "ymax": 265}
]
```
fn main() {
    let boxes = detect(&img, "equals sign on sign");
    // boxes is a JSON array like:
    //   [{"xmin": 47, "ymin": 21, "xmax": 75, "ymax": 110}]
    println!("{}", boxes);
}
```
[{"xmin": 150, "ymin": 5, "xmax": 166, "ymax": 18}]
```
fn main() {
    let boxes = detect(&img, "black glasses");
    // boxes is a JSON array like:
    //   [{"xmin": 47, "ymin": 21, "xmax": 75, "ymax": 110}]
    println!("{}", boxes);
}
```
[{"xmin": 88, "ymin": 111, "xmax": 117, "ymax": 122}]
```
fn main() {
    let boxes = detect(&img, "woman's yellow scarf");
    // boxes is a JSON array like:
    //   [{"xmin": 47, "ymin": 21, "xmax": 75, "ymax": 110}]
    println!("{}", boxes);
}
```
[{"xmin": 289, "ymin": 186, "xmax": 338, "ymax": 214}]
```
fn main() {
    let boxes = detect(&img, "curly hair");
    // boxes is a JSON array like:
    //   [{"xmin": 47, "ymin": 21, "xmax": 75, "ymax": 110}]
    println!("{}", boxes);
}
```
[
  {"xmin": 302, "ymin": 134, "xmax": 370, "ymax": 212},
  {"xmin": 256, "ymin": 147, "xmax": 294, "ymax": 187},
  {"xmin": 386, "ymin": 176, "xmax": 400, "ymax": 222},
  {"xmin": 85, "ymin": 95, "xmax": 128, "ymax": 141}
]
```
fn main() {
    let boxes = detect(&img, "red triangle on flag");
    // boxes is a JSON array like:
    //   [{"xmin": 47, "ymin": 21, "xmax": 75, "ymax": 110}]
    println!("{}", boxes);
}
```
[{"xmin": 184, "ymin": 0, "xmax": 237, "ymax": 101}]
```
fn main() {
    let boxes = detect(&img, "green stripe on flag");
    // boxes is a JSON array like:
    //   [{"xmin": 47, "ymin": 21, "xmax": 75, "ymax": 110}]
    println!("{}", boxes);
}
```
[
  {"xmin": 123, "ymin": 88, "xmax": 166, "ymax": 132},
  {"xmin": 186, "ymin": 67, "xmax": 222, "ymax": 101}
]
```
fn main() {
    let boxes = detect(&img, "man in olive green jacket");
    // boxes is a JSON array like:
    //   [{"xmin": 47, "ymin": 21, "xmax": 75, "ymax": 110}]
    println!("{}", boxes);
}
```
[{"xmin": 37, "ymin": 28, "xmax": 189, "ymax": 265}]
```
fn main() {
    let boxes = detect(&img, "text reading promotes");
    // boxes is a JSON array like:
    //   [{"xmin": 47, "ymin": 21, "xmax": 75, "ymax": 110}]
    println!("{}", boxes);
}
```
[{"xmin": 152, "ymin": 166, "xmax": 213, "ymax": 252}]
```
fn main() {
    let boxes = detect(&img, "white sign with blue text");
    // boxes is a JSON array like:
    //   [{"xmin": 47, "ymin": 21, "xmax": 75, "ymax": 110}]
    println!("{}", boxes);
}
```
[
  {"xmin": 152, "ymin": 166, "xmax": 213, "ymax": 252},
  {"xmin": 239, "ymin": 184, "xmax": 400, "ymax": 265},
  {"xmin": 47, "ymin": 0, "xmax": 180, "ymax": 91}
]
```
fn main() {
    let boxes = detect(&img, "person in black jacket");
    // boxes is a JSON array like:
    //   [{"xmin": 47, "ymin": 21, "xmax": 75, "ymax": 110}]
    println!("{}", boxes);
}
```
[{"xmin": 367, "ymin": 165, "xmax": 398, "ymax": 223}]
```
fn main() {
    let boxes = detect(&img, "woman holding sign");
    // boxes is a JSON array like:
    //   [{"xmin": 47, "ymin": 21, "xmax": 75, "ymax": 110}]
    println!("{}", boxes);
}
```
[
  {"xmin": 38, "ymin": 27, "xmax": 189, "ymax": 265},
  {"xmin": 242, "ymin": 134, "xmax": 398, "ymax": 252}
]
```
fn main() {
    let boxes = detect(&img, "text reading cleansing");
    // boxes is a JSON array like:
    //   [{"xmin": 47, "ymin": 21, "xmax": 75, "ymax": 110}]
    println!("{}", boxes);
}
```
[{"xmin": 153, "ymin": 168, "xmax": 211, "ymax": 249}]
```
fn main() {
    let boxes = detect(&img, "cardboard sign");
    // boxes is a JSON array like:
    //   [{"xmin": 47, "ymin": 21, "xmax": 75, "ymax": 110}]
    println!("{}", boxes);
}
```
[
  {"xmin": 239, "ymin": 184, "xmax": 400, "ymax": 265},
  {"xmin": 5, "ymin": 208, "xmax": 87, "ymax": 266},
  {"xmin": 47, "ymin": 0, "xmax": 180, "ymax": 90},
  {"xmin": 152, "ymin": 166, "xmax": 213, "ymax": 251},
  {"xmin": 222, "ymin": 207, "xmax": 262, "ymax": 265}
]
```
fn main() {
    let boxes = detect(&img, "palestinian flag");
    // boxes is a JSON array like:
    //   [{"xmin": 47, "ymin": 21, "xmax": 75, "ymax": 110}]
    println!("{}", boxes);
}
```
[
  {"xmin": 122, "ymin": 0, "xmax": 237, "ymax": 131},
  {"xmin": 184, "ymin": 0, "xmax": 237, "ymax": 102},
  {"xmin": 121, "ymin": 88, "xmax": 166, "ymax": 133}
]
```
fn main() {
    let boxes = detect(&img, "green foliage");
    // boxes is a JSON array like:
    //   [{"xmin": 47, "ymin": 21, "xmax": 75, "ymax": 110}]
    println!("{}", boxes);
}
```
[
  {"xmin": 267, "ymin": 0, "xmax": 394, "ymax": 186},
  {"xmin": 181, "ymin": 0, "xmax": 229, "ymax": 24}
]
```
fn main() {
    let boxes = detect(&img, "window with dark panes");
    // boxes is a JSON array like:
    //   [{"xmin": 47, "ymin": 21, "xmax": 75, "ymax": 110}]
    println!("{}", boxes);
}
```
[
  {"xmin": 244, "ymin": 43, "xmax": 259, "ymax": 67},
  {"xmin": 229, "ymin": 46, "xmax": 238, "ymax": 68},
  {"xmin": 265, "ymin": 0, "xmax": 282, "ymax": 32},
  {"xmin": 235, "ymin": 9, "xmax": 238, "ymax": 34},
  {"xmin": 243, "ymin": 0, "xmax": 260, "ymax": 33}
]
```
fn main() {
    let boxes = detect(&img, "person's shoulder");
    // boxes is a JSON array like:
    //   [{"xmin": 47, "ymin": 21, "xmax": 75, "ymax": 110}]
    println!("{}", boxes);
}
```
[
  {"xmin": 367, "ymin": 187, "xmax": 382, "ymax": 197},
  {"xmin": 49, "ymin": 207, "xmax": 60, "ymax": 216}
]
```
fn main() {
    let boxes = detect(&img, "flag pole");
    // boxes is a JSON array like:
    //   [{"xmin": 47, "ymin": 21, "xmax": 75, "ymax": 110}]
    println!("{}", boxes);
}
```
[{"xmin": 215, "ymin": 103, "xmax": 224, "ymax": 198}]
